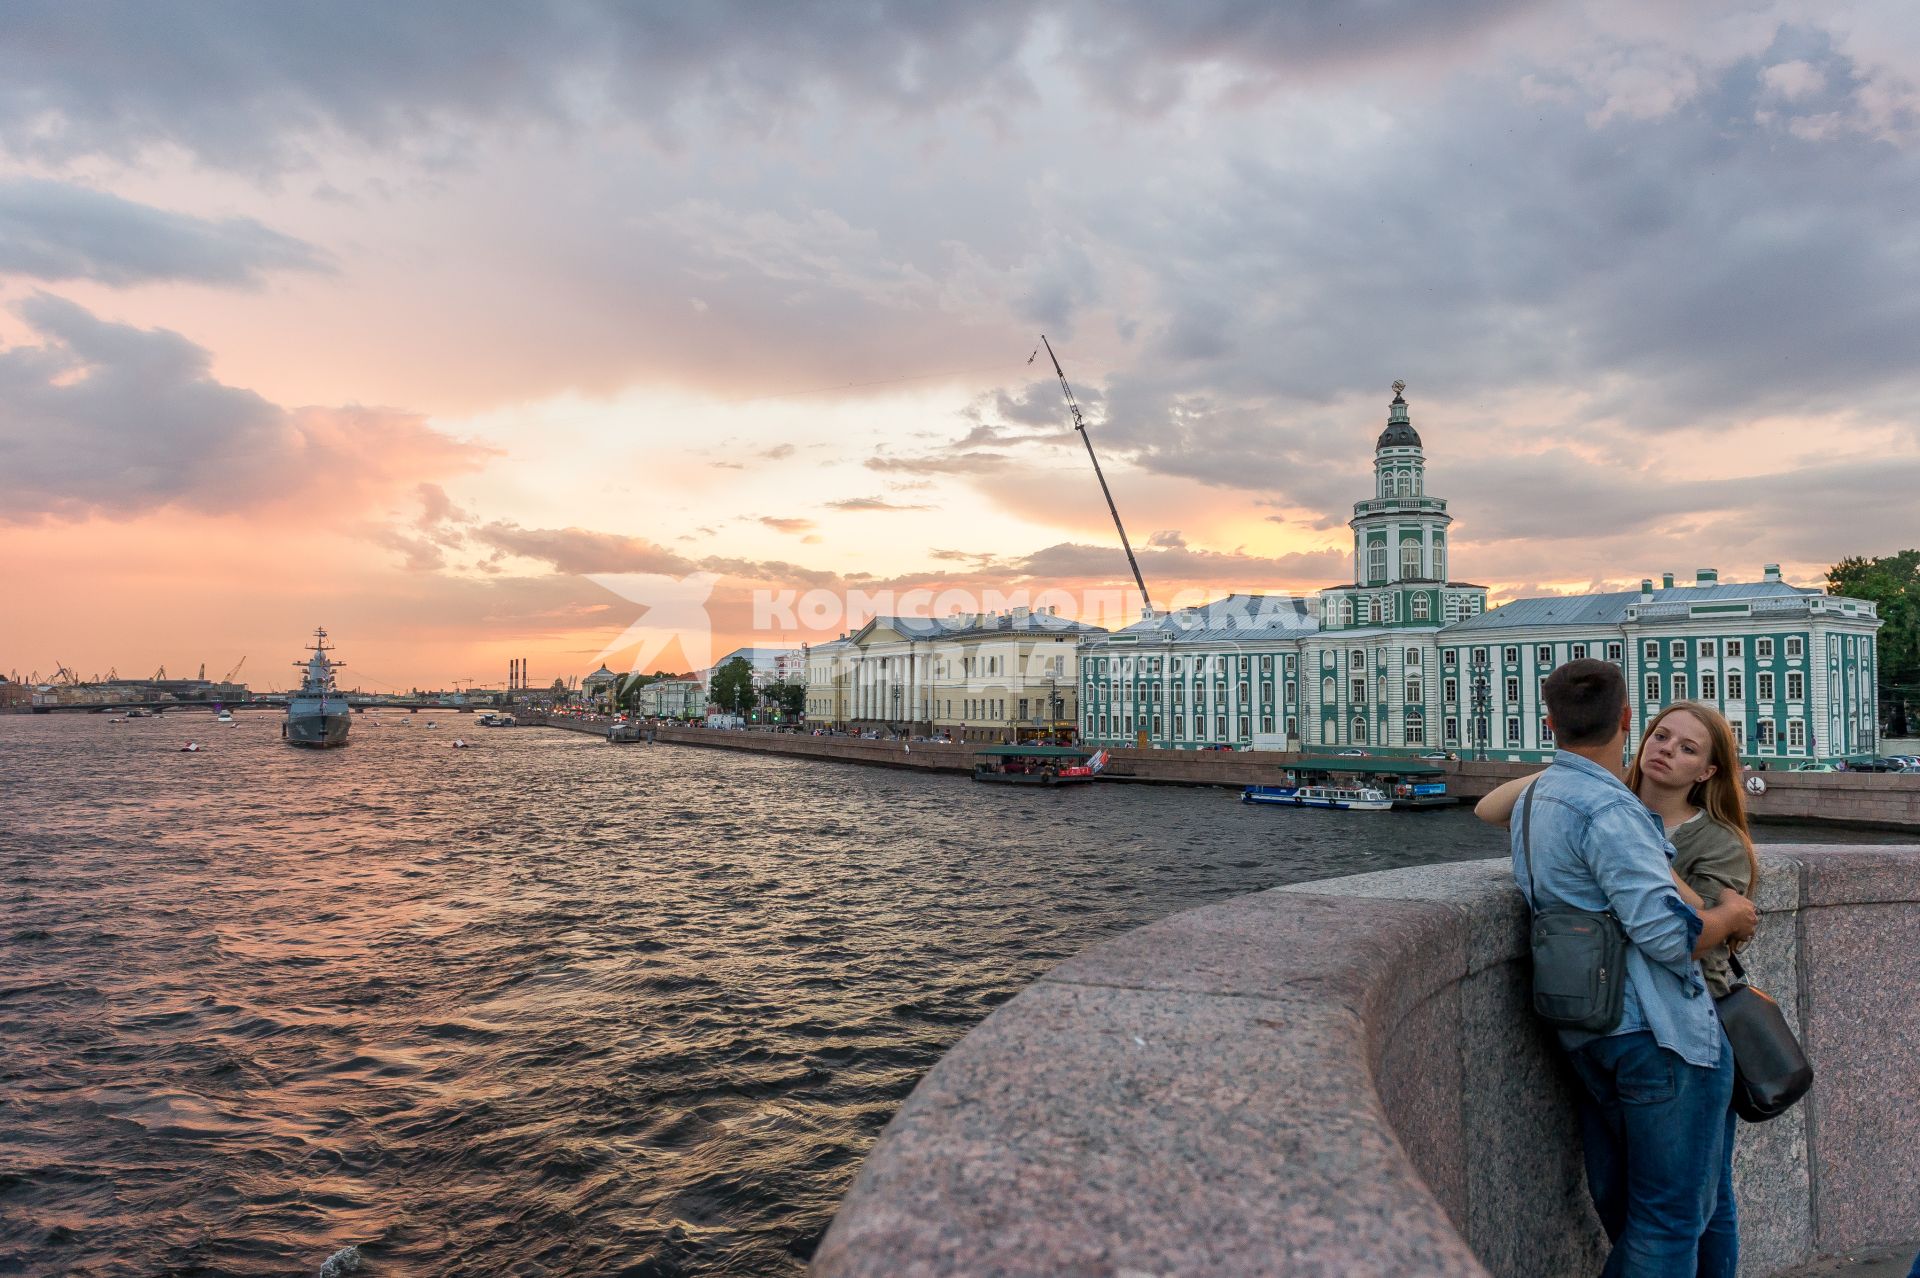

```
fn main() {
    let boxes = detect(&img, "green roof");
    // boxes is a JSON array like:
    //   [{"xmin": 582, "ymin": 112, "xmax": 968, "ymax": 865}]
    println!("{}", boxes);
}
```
[
  {"xmin": 976, "ymin": 744, "xmax": 1094, "ymax": 758},
  {"xmin": 1289, "ymin": 757, "xmax": 1445, "ymax": 776}
]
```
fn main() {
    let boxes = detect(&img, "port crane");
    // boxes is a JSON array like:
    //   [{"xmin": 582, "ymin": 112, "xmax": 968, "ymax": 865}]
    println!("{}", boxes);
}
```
[
  {"xmin": 1041, "ymin": 335, "xmax": 1153, "ymax": 615},
  {"xmin": 222, "ymin": 656, "xmax": 246, "ymax": 683}
]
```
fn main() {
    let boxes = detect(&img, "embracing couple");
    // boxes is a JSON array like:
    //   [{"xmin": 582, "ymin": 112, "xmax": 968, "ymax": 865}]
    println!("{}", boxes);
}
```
[{"xmin": 1477, "ymin": 658, "xmax": 1761, "ymax": 1277}]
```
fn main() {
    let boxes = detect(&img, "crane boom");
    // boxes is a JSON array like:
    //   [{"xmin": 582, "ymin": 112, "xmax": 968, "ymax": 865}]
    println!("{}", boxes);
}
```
[{"xmin": 1042, "ymin": 335, "xmax": 1152, "ymax": 614}]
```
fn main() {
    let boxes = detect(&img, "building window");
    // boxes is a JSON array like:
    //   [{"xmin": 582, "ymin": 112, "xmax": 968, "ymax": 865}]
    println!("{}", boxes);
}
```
[
  {"xmin": 1412, "ymin": 594, "xmax": 1430, "ymax": 621},
  {"xmin": 1506, "ymin": 716, "xmax": 1522, "ymax": 745},
  {"xmin": 1757, "ymin": 638, "xmax": 1775, "ymax": 660},
  {"xmin": 1505, "ymin": 676, "xmax": 1520, "ymax": 702},
  {"xmin": 1727, "ymin": 672, "xmax": 1744, "ymax": 699},
  {"xmin": 1672, "ymin": 674, "xmax": 1687, "ymax": 701},
  {"xmin": 1152, "ymin": 714, "xmax": 1163, "ymax": 735},
  {"xmin": 1702, "ymin": 673, "xmax": 1718, "ymax": 700},
  {"xmin": 1732, "ymin": 721, "xmax": 1745, "ymax": 748},
  {"xmin": 1369, "ymin": 543, "xmax": 1387, "ymax": 582},
  {"xmin": 1260, "ymin": 715, "xmax": 1273, "ymax": 734},
  {"xmin": 1407, "ymin": 679, "xmax": 1422, "ymax": 702},
  {"xmin": 1340, "ymin": 599, "xmax": 1353, "ymax": 626},
  {"xmin": 1536, "ymin": 645, "xmax": 1552, "ymax": 664},
  {"xmin": 1788, "ymin": 719, "xmax": 1805, "ymax": 750},
  {"xmin": 1644, "ymin": 641, "xmax": 1659, "ymax": 661},
  {"xmin": 1285, "ymin": 681, "xmax": 1296, "ymax": 704},
  {"xmin": 1787, "ymin": 672, "xmax": 1803, "ymax": 700},
  {"xmin": 1350, "ymin": 649, "xmax": 1365, "ymax": 669},
  {"xmin": 1237, "ymin": 681, "xmax": 1249, "ymax": 704},
  {"xmin": 1285, "ymin": 717, "xmax": 1297, "ymax": 738},
  {"xmin": 1443, "ymin": 649, "xmax": 1457, "ymax": 667},
  {"xmin": 1238, "ymin": 716, "xmax": 1250, "ymax": 738},
  {"xmin": 1758, "ymin": 673, "xmax": 1775, "ymax": 700},
  {"xmin": 1444, "ymin": 677, "xmax": 1458, "ymax": 702},
  {"xmin": 1607, "ymin": 642, "xmax": 1623, "ymax": 663},
  {"xmin": 1503, "ymin": 646, "xmax": 1519, "ymax": 664},
  {"xmin": 1238, "ymin": 656, "xmax": 1250, "ymax": 675},
  {"xmin": 1444, "ymin": 716, "xmax": 1458, "ymax": 744},
  {"xmin": 1571, "ymin": 643, "xmax": 1587, "ymax": 660},
  {"xmin": 1700, "ymin": 640, "xmax": 1717, "ymax": 657},
  {"xmin": 1758, "ymin": 718, "xmax": 1775, "ymax": 747},
  {"xmin": 1541, "ymin": 718, "xmax": 1554, "ymax": 743},
  {"xmin": 1645, "ymin": 674, "xmax": 1661, "ymax": 704},
  {"xmin": 1670, "ymin": 641, "xmax": 1686, "ymax": 660},
  {"xmin": 1352, "ymin": 716, "xmax": 1367, "ymax": 744},
  {"xmin": 1351, "ymin": 678, "xmax": 1366, "ymax": 703},
  {"xmin": 1786, "ymin": 637, "xmax": 1804, "ymax": 658},
  {"xmin": 1404, "ymin": 647, "xmax": 1419, "ymax": 667},
  {"xmin": 1401, "ymin": 542, "xmax": 1422, "ymax": 579},
  {"xmin": 1260, "ymin": 655, "xmax": 1273, "ymax": 673},
  {"xmin": 1285, "ymin": 655, "xmax": 1296, "ymax": 675},
  {"xmin": 1216, "ymin": 715, "xmax": 1228, "ymax": 738},
  {"xmin": 1473, "ymin": 647, "xmax": 1487, "ymax": 664},
  {"xmin": 1407, "ymin": 718, "xmax": 1425, "ymax": 745},
  {"xmin": 1726, "ymin": 639, "xmax": 1743, "ymax": 658},
  {"xmin": 1435, "ymin": 545, "xmax": 1446, "ymax": 579}
]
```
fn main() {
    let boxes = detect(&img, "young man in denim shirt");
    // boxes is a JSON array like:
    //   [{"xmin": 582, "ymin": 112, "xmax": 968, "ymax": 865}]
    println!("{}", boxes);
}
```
[{"xmin": 1515, "ymin": 659, "xmax": 1758, "ymax": 1276}]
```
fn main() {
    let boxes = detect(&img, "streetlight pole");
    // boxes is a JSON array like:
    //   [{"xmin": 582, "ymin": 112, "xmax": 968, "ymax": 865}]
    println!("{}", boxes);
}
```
[{"xmin": 1470, "ymin": 656, "xmax": 1490, "ymax": 762}]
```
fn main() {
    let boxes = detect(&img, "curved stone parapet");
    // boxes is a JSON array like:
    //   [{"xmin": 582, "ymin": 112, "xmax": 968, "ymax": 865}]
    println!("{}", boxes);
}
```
[{"xmin": 814, "ymin": 847, "xmax": 1920, "ymax": 1277}]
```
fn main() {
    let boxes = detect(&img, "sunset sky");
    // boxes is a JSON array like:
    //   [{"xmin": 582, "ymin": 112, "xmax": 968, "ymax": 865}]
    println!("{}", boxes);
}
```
[{"xmin": 4, "ymin": 2, "xmax": 1918, "ymax": 691}]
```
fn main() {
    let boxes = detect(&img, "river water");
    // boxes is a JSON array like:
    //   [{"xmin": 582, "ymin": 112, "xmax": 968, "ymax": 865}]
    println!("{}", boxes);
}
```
[{"xmin": 0, "ymin": 714, "xmax": 1897, "ymax": 1276}]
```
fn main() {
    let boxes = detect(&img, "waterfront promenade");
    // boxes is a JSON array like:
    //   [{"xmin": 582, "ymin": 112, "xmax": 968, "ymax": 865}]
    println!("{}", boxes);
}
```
[{"xmin": 531, "ymin": 715, "xmax": 1920, "ymax": 831}]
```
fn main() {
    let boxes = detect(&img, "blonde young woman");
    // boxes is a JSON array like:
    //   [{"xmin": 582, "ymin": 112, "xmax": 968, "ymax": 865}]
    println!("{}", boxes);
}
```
[{"xmin": 1477, "ymin": 701, "xmax": 1756, "ymax": 1278}]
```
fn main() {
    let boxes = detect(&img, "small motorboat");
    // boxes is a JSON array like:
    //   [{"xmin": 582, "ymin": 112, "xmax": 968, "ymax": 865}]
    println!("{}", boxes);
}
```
[
  {"xmin": 180, "ymin": 742, "xmax": 202, "ymax": 752},
  {"xmin": 1242, "ymin": 784, "xmax": 1392, "ymax": 811},
  {"xmin": 215, "ymin": 708, "xmax": 235, "ymax": 724},
  {"xmin": 451, "ymin": 738, "xmax": 469, "ymax": 748}
]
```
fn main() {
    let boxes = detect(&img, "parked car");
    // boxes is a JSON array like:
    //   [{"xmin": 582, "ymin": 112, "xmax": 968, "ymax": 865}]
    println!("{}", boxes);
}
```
[
  {"xmin": 1793, "ymin": 762, "xmax": 1837, "ymax": 773},
  {"xmin": 1416, "ymin": 751, "xmax": 1451, "ymax": 761},
  {"xmin": 1335, "ymin": 748, "xmax": 1368, "ymax": 757}
]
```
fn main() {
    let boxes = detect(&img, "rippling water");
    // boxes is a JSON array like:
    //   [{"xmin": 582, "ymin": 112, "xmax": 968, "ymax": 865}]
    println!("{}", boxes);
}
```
[{"xmin": 1, "ymin": 714, "xmax": 1892, "ymax": 1275}]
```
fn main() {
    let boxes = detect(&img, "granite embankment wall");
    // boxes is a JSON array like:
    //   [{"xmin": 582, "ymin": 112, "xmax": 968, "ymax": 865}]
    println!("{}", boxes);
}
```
[
  {"xmin": 813, "ymin": 848, "xmax": 1920, "ymax": 1278},
  {"xmin": 534, "ymin": 717, "xmax": 1920, "ymax": 830}
]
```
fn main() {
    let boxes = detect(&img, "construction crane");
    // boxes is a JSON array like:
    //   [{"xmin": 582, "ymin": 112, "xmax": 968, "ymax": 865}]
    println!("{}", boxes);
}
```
[
  {"xmin": 222, "ymin": 656, "xmax": 247, "ymax": 683},
  {"xmin": 152, "ymin": 664, "xmax": 166, "ymax": 682},
  {"xmin": 1041, "ymin": 335, "xmax": 1153, "ymax": 615},
  {"xmin": 54, "ymin": 661, "xmax": 80, "ymax": 686}
]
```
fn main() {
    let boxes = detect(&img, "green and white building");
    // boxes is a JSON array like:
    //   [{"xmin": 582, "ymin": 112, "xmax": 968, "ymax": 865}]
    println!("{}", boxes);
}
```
[{"xmin": 1079, "ymin": 387, "xmax": 1883, "ymax": 766}]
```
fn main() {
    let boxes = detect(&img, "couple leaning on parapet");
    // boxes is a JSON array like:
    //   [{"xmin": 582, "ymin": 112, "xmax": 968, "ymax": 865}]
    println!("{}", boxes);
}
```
[{"xmin": 1477, "ymin": 660, "xmax": 1765, "ymax": 1277}]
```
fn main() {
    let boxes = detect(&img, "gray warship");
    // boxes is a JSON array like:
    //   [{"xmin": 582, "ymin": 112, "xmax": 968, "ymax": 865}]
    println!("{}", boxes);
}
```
[{"xmin": 284, "ymin": 627, "xmax": 351, "ymax": 748}]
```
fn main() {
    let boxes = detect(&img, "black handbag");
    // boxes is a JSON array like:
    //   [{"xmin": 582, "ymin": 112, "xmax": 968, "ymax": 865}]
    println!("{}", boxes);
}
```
[
  {"xmin": 1715, "ymin": 951, "xmax": 1814, "ymax": 1123},
  {"xmin": 1520, "ymin": 784, "xmax": 1628, "ymax": 1034}
]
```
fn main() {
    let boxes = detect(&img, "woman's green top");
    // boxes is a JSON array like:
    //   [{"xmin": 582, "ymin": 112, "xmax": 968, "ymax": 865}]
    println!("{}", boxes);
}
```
[{"xmin": 1669, "ymin": 812, "xmax": 1754, "ymax": 998}]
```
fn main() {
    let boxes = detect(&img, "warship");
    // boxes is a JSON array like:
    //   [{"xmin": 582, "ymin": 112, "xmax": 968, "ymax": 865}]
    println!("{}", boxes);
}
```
[{"xmin": 284, "ymin": 628, "xmax": 351, "ymax": 748}]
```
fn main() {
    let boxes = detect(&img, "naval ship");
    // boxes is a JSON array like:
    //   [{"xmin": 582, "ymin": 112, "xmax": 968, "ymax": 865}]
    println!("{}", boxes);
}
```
[{"xmin": 284, "ymin": 627, "xmax": 351, "ymax": 748}]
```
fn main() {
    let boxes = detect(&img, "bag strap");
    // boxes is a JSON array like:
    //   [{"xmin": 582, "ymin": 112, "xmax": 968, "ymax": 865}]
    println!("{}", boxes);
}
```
[
  {"xmin": 1519, "ymin": 781, "xmax": 1538, "ymax": 909},
  {"xmin": 1728, "ymin": 950, "xmax": 1747, "ymax": 982}
]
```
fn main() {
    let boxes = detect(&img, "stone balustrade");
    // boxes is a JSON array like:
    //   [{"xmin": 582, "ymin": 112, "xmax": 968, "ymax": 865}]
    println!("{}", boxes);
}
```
[{"xmin": 814, "ymin": 847, "xmax": 1920, "ymax": 1277}]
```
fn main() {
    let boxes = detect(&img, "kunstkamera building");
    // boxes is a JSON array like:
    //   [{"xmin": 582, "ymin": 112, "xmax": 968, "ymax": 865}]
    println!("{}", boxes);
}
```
[{"xmin": 1078, "ymin": 387, "xmax": 1883, "ymax": 765}]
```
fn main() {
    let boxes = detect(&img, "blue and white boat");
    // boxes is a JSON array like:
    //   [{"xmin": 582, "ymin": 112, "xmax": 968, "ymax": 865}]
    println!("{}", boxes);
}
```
[{"xmin": 1242, "ymin": 784, "xmax": 1392, "ymax": 812}]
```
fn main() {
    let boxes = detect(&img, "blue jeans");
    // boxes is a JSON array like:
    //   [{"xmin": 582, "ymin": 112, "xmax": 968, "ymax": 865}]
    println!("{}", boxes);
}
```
[
  {"xmin": 1696, "ymin": 1103, "xmax": 1738, "ymax": 1278},
  {"xmin": 1567, "ymin": 1029, "xmax": 1735, "ymax": 1278}
]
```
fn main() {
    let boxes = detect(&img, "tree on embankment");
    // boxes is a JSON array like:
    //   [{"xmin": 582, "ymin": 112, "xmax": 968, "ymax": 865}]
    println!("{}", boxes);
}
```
[
  {"xmin": 710, "ymin": 658, "xmax": 756, "ymax": 717},
  {"xmin": 761, "ymin": 679, "xmax": 806, "ymax": 724},
  {"xmin": 1828, "ymin": 550, "xmax": 1920, "ymax": 735}
]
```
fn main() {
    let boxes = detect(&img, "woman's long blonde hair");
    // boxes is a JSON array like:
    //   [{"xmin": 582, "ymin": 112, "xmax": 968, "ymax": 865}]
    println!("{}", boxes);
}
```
[{"xmin": 1627, "ymin": 700, "xmax": 1758, "ymax": 895}]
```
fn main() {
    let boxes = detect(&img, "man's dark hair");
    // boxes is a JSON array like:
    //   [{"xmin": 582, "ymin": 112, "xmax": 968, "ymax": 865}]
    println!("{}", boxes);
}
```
[{"xmin": 1541, "ymin": 658, "xmax": 1628, "ymax": 747}]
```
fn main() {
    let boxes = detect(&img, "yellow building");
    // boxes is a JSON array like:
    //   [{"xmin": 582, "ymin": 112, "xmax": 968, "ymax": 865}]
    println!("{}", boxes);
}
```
[{"xmin": 807, "ymin": 607, "xmax": 1103, "ymax": 741}]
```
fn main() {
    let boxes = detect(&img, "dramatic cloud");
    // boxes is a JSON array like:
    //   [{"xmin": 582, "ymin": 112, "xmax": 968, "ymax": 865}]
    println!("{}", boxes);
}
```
[
  {"xmin": 0, "ymin": 293, "xmax": 483, "ymax": 523},
  {"xmin": 470, "ymin": 522, "xmax": 695, "ymax": 576},
  {"xmin": 0, "ymin": 178, "xmax": 329, "ymax": 287}
]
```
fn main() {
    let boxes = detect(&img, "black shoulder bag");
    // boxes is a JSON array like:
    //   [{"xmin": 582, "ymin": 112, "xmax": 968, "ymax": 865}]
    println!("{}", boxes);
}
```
[
  {"xmin": 1520, "ymin": 783, "xmax": 1628, "ymax": 1033},
  {"xmin": 1716, "ymin": 950, "xmax": 1814, "ymax": 1122}
]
